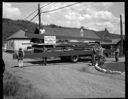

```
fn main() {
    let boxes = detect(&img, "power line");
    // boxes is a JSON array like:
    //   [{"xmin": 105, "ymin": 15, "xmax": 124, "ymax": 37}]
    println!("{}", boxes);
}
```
[
  {"xmin": 40, "ymin": 3, "xmax": 52, "ymax": 9},
  {"xmin": 25, "ymin": 2, "xmax": 52, "ymax": 20},
  {"xmin": 30, "ymin": 13, "xmax": 38, "ymax": 22},
  {"xmin": 41, "ymin": 2, "xmax": 80, "ymax": 14},
  {"xmin": 29, "ymin": 2, "xmax": 80, "ymax": 22},
  {"xmin": 24, "ymin": 9, "xmax": 38, "ymax": 20}
]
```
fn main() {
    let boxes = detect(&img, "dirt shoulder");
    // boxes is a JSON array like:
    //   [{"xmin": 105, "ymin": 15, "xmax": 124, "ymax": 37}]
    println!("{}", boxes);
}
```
[{"xmin": 3, "ymin": 52, "xmax": 125, "ymax": 98}]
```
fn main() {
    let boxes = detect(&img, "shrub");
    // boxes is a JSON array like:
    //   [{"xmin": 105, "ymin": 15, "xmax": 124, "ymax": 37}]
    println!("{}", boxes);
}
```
[{"xmin": 3, "ymin": 71, "xmax": 47, "ymax": 99}]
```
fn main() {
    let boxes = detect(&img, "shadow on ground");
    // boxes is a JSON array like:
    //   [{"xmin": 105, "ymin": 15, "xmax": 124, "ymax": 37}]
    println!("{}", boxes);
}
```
[
  {"xmin": 11, "ymin": 58, "xmax": 92, "ymax": 68},
  {"xmin": 23, "ymin": 58, "xmax": 92, "ymax": 66}
]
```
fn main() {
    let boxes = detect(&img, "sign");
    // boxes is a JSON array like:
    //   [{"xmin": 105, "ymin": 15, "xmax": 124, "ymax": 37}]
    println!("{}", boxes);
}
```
[
  {"xmin": 40, "ymin": 29, "xmax": 45, "ymax": 34},
  {"xmin": 69, "ymin": 40, "xmax": 79, "ymax": 42},
  {"xmin": 44, "ymin": 36, "xmax": 56, "ymax": 44}
]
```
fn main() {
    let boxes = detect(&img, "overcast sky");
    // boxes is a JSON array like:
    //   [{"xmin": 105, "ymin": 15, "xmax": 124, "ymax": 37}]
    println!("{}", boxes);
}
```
[{"xmin": 3, "ymin": 2, "xmax": 125, "ymax": 35}]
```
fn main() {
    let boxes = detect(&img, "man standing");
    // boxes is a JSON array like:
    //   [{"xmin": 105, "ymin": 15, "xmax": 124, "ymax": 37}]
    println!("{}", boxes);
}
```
[
  {"xmin": 42, "ymin": 46, "xmax": 47, "ymax": 65},
  {"xmin": 17, "ymin": 48, "xmax": 24, "ymax": 68},
  {"xmin": 92, "ymin": 45, "xmax": 96, "ymax": 66},
  {"xmin": 115, "ymin": 46, "xmax": 120, "ymax": 62},
  {"xmin": 95, "ymin": 43, "xmax": 104, "ymax": 66}
]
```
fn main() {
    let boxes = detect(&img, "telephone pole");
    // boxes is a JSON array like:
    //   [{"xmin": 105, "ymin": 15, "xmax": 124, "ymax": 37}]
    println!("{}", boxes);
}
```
[
  {"xmin": 120, "ymin": 14, "xmax": 123, "ymax": 57},
  {"xmin": 38, "ymin": 3, "xmax": 41, "ymax": 34}
]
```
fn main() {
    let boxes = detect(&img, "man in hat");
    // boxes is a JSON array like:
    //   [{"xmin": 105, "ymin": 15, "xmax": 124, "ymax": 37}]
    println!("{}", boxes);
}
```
[{"xmin": 17, "ymin": 48, "xmax": 24, "ymax": 67}]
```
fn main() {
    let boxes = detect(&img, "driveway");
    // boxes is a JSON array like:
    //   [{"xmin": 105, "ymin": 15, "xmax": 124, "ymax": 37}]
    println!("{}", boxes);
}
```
[{"xmin": 3, "ymin": 52, "xmax": 125, "ymax": 98}]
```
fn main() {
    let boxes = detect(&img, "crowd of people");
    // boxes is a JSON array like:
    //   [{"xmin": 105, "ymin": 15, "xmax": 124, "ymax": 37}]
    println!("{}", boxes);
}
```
[
  {"xmin": 91, "ymin": 42, "xmax": 120, "ymax": 66},
  {"xmin": 92, "ymin": 43, "xmax": 104, "ymax": 66}
]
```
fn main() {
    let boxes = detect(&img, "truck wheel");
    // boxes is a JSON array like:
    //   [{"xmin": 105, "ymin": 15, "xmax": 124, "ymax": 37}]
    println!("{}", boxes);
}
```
[{"xmin": 71, "ymin": 56, "xmax": 79, "ymax": 62}]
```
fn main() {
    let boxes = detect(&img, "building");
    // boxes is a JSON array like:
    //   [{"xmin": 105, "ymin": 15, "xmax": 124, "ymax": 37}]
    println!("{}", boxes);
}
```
[
  {"xmin": 101, "ymin": 38, "xmax": 125, "ymax": 55},
  {"xmin": 26, "ymin": 26, "xmax": 111, "ymax": 43},
  {"xmin": 4, "ymin": 26, "xmax": 112, "ymax": 52},
  {"xmin": 5, "ymin": 30, "xmax": 31, "ymax": 51}
]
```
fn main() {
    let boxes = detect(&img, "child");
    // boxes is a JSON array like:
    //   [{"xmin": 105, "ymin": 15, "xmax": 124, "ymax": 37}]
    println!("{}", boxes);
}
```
[{"xmin": 17, "ymin": 48, "xmax": 24, "ymax": 67}]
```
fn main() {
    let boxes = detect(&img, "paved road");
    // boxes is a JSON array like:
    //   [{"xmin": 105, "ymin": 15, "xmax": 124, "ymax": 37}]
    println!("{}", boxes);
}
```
[{"xmin": 3, "ymin": 52, "xmax": 125, "ymax": 98}]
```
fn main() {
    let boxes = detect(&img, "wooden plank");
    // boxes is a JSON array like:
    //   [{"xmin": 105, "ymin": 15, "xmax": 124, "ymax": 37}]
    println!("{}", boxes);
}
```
[
  {"xmin": 24, "ymin": 50, "xmax": 92, "ymax": 59},
  {"xmin": 24, "ymin": 51, "xmax": 61, "ymax": 58},
  {"xmin": 60, "ymin": 50, "xmax": 92, "ymax": 56}
]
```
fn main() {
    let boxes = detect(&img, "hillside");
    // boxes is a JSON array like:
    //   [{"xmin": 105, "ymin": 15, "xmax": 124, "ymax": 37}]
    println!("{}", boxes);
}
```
[
  {"xmin": 2, "ymin": 18, "xmax": 121, "ymax": 41},
  {"xmin": 2, "ymin": 18, "xmax": 38, "ymax": 41}
]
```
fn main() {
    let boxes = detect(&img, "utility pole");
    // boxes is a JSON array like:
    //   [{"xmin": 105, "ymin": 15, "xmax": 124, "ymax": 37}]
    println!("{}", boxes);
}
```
[
  {"xmin": 120, "ymin": 14, "xmax": 123, "ymax": 57},
  {"xmin": 38, "ymin": 3, "xmax": 41, "ymax": 34}
]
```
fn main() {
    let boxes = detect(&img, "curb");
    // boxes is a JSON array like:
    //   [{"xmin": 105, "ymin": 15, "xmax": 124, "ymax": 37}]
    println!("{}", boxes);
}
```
[{"xmin": 94, "ymin": 64, "xmax": 125, "ymax": 75}]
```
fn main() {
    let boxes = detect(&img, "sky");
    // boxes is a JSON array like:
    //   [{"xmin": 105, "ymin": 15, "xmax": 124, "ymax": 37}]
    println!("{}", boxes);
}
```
[{"xmin": 2, "ymin": 2, "xmax": 125, "ymax": 35}]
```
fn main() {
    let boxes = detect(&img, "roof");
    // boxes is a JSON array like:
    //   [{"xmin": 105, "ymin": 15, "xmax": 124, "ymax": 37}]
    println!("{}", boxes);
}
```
[
  {"xmin": 6, "ymin": 30, "xmax": 28, "ymax": 40},
  {"xmin": 95, "ymin": 28, "xmax": 110, "ymax": 39},
  {"xmin": 112, "ymin": 38, "xmax": 121, "ymax": 44},
  {"xmin": 7, "ymin": 27, "xmax": 112, "ymax": 42},
  {"xmin": 95, "ymin": 28, "xmax": 123, "ymax": 40},
  {"xmin": 43, "ymin": 26, "xmax": 100, "ymax": 39},
  {"xmin": 101, "ymin": 38, "xmax": 123, "ymax": 45},
  {"xmin": 26, "ymin": 26, "xmax": 111, "ymax": 42}
]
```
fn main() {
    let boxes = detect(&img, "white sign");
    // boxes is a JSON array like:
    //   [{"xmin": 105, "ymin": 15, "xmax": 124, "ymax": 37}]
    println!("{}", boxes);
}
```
[
  {"xmin": 44, "ymin": 36, "xmax": 56, "ymax": 44},
  {"xmin": 69, "ymin": 40, "xmax": 79, "ymax": 42},
  {"xmin": 40, "ymin": 29, "xmax": 45, "ymax": 34}
]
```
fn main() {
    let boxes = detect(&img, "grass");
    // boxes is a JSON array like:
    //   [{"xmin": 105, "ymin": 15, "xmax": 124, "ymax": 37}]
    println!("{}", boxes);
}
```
[
  {"xmin": 3, "ymin": 70, "xmax": 49, "ymax": 99},
  {"xmin": 102, "ymin": 62, "xmax": 125, "ymax": 72}
]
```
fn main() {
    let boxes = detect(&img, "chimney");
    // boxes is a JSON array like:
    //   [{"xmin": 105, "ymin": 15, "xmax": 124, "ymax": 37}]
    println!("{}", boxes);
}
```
[{"xmin": 80, "ymin": 26, "xmax": 84, "ymax": 37}]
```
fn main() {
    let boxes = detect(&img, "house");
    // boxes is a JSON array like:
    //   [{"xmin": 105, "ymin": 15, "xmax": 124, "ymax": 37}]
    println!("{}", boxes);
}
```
[
  {"xmin": 95, "ymin": 28, "xmax": 125, "ymax": 56},
  {"xmin": 4, "ymin": 26, "xmax": 112, "ymax": 52},
  {"xmin": 5, "ymin": 30, "xmax": 31, "ymax": 51},
  {"xmin": 101, "ymin": 38, "xmax": 125, "ymax": 55},
  {"xmin": 95, "ymin": 28, "xmax": 120, "ymax": 40}
]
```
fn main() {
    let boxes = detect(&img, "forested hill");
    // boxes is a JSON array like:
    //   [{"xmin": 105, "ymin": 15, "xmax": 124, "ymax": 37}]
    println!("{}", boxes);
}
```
[
  {"xmin": 2, "ymin": 18, "xmax": 64, "ymax": 41},
  {"xmin": 2, "ymin": 18, "xmax": 38, "ymax": 41},
  {"xmin": 2, "ymin": 18, "xmax": 121, "ymax": 42}
]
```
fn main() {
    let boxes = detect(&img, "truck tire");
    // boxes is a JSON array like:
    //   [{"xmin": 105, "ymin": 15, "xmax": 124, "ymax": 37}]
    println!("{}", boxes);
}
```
[{"xmin": 71, "ymin": 55, "xmax": 79, "ymax": 62}]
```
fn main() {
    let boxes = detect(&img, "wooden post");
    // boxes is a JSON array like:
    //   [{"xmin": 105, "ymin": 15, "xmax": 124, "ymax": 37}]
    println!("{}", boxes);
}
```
[
  {"xmin": 38, "ymin": 3, "xmax": 41, "ymax": 34},
  {"xmin": 120, "ymin": 14, "xmax": 123, "ymax": 57}
]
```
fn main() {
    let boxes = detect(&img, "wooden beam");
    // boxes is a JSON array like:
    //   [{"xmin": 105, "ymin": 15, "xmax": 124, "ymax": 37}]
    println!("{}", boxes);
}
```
[{"xmin": 120, "ymin": 14, "xmax": 123, "ymax": 56}]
